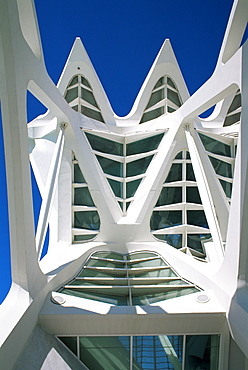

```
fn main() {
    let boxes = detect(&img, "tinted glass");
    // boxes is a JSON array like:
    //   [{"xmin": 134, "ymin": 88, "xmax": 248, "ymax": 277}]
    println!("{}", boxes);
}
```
[
  {"xmin": 150, "ymin": 211, "xmax": 182, "ymax": 230},
  {"xmin": 74, "ymin": 211, "xmax": 100, "ymax": 230},
  {"xmin": 140, "ymin": 107, "xmax": 164, "ymax": 123},
  {"xmin": 126, "ymin": 155, "xmax": 153, "ymax": 177},
  {"xmin": 199, "ymin": 133, "xmax": 231, "ymax": 156},
  {"xmin": 165, "ymin": 163, "xmax": 182, "ymax": 182},
  {"xmin": 74, "ymin": 163, "xmax": 85, "ymax": 183},
  {"xmin": 187, "ymin": 210, "xmax": 208, "ymax": 228},
  {"xmin": 97, "ymin": 156, "xmax": 123, "ymax": 177},
  {"xmin": 85, "ymin": 132, "xmax": 123, "ymax": 156},
  {"xmin": 186, "ymin": 187, "xmax": 202, "ymax": 204},
  {"xmin": 126, "ymin": 179, "xmax": 142, "ymax": 198},
  {"xmin": 74, "ymin": 187, "xmax": 94, "ymax": 206},
  {"xmin": 156, "ymin": 187, "xmax": 182, "ymax": 206},
  {"xmin": 209, "ymin": 156, "xmax": 232, "ymax": 178},
  {"xmin": 126, "ymin": 133, "xmax": 164, "ymax": 156}
]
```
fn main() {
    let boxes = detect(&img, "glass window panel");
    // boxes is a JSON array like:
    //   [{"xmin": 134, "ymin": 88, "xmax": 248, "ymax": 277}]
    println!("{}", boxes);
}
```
[
  {"xmin": 68, "ymin": 76, "xmax": 78, "ymax": 87},
  {"xmin": 146, "ymin": 89, "xmax": 164, "ymax": 109},
  {"xmin": 186, "ymin": 187, "xmax": 202, "ymax": 204},
  {"xmin": 220, "ymin": 179, "xmax": 232, "ymax": 198},
  {"xmin": 156, "ymin": 187, "xmax": 182, "ymax": 206},
  {"xmin": 199, "ymin": 133, "xmax": 231, "ymax": 156},
  {"xmin": 167, "ymin": 77, "xmax": 176, "ymax": 89},
  {"xmin": 126, "ymin": 133, "xmax": 164, "ymax": 156},
  {"xmin": 93, "ymin": 252, "xmax": 124, "ymax": 260},
  {"xmin": 140, "ymin": 107, "xmax": 164, "ymax": 123},
  {"xmin": 187, "ymin": 234, "xmax": 212, "ymax": 253},
  {"xmin": 86, "ymin": 259, "xmax": 125, "ymax": 268},
  {"xmin": 59, "ymin": 337, "xmax": 77, "ymax": 356},
  {"xmin": 79, "ymin": 337, "xmax": 130, "ymax": 369},
  {"xmin": 187, "ymin": 210, "xmax": 209, "ymax": 228},
  {"xmin": 127, "ymin": 252, "xmax": 157, "ymax": 260},
  {"xmin": 175, "ymin": 151, "xmax": 182, "ymax": 159},
  {"xmin": 167, "ymin": 89, "xmax": 181, "ymax": 107},
  {"xmin": 209, "ymin": 156, "xmax": 232, "ymax": 178},
  {"xmin": 85, "ymin": 132, "xmax": 123, "ymax": 156},
  {"xmin": 154, "ymin": 77, "xmax": 164, "ymax": 89},
  {"xmin": 167, "ymin": 106, "xmax": 176, "ymax": 113},
  {"xmin": 126, "ymin": 179, "xmax": 142, "ymax": 198},
  {"xmin": 224, "ymin": 112, "xmax": 241, "ymax": 126},
  {"xmin": 81, "ymin": 76, "xmax": 91, "ymax": 88},
  {"xmin": 74, "ymin": 187, "xmax": 94, "ymax": 206},
  {"xmin": 126, "ymin": 201, "xmax": 131, "ymax": 210},
  {"xmin": 107, "ymin": 178, "xmax": 123, "ymax": 198},
  {"xmin": 72, "ymin": 105, "xmax": 78, "ymax": 111},
  {"xmin": 165, "ymin": 163, "xmax": 182, "ymax": 182},
  {"xmin": 133, "ymin": 335, "xmax": 183, "ymax": 370},
  {"xmin": 79, "ymin": 269, "xmax": 126, "ymax": 278},
  {"xmin": 129, "ymin": 259, "xmax": 166, "ymax": 268},
  {"xmin": 132, "ymin": 269, "xmax": 176, "ymax": 278},
  {"xmin": 74, "ymin": 211, "xmax": 100, "ymax": 230},
  {"xmin": 126, "ymin": 155, "xmax": 153, "ymax": 177},
  {"xmin": 227, "ymin": 93, "xmax": 241, "ymax": 113},
  {"xmin": 150, "ymin": 211, "xmax": 182, "ymax": 230},
  {"xmin": 81, "ymin": 106, "xmax": 104, "ymax": 123},
  {"xmin": 155, "ymin": 234, "xmax": 182, "ymax": 249},
  {"xmin": 74, "ymin": 163, "xmax": 85, "ymax": 183},
  {"xmin": 133, "ymin": 287, "xmax": 198, "ymax": 305},
  {"xmin": 81, "ymin": 87, "xmax": 98, "ymax": 108},
  {"xmin": 186, "ymin": 151, "xmax": 190, "ymax": 159},
  {"xmin": 186, "ymin": 163, "xmax": 196, "ymax": 181},
  {"xmin": 96, "ymin": 155, "xmax": 123, "ymax": 177},
  {"xmin": 74, "ymin": 234, "xmax": 96, "ymax": 242},
  {"xmin": 185, "ymin": 335, "xmax": 220, "ymax": 370},
  {"xmin": 65, "ymin": 87, "xmax": 78, "ymax": 103}
]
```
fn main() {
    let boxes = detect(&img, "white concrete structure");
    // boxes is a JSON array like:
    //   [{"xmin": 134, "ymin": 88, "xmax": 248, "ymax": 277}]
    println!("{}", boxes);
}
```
[{"xmin": 0, "ymin": 0, "xmax": 247, "ymax": 368}]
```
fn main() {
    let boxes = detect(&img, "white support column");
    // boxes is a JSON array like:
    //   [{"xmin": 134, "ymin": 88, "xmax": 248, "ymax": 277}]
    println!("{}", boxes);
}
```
[
  {"xmin": 36, "ymin": 123, "xmax": 67, "ymax": 259},
  {"xmin": 184, "ymin": 125, "xmax": 224, "ymax": 264}
]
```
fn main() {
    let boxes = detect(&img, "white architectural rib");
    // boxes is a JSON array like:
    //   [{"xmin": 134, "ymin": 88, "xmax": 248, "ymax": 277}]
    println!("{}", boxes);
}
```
[{"xmin": 35, "ymin": 125, "xmax": 66, "ymax": 259}]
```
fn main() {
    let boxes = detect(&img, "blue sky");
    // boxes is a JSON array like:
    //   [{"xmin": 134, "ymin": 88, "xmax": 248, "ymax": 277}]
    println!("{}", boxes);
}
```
[{"xmin": 0, "ymin": 0, "xmax": 239, "ymax": 303}]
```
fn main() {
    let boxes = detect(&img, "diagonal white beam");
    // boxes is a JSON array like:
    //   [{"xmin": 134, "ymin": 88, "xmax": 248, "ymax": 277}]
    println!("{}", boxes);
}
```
[{"xmin": 35, "ymin": 124, "xmax": 67, "ymax": 260}]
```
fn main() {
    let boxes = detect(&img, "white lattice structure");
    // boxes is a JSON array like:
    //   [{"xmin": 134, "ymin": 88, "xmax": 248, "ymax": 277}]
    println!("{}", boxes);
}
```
[{"xmin": 0, "ymin": 0, "xmax": 247, "ymax": 368}]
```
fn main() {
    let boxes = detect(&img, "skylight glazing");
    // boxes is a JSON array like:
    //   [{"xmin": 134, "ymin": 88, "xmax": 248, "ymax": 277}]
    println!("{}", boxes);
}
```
[
  {"xmin": 151, "ymin": 150, "xmax": 212, "ymax": 261},
  {"xmin": 72, "ymin": 153, "xmax": 100, "ymax": 243},
  {"xmin": 140, "ymin": 76, "xmax": 182, "ymax": 124},
  {"xmin": 85, "ymin": 131, "xmax": 165, "ymax": 214},
  {"xmin": 64, "ymin": 75, "xmax": 105, "ymax": 123},
  {"xmin": 59, "ymin": 250, "xmax": 200, "ymax": 305}
]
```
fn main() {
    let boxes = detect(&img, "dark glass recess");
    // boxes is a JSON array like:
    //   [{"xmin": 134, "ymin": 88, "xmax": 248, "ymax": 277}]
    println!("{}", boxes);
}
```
[
  {"xmin": 74, "ymin": 163, "xmax": 85, "ymax": 183},
  {"xmin": 156, "ymin": 234, "xmax": 182, "ymax": 249},
  {"xmin": 209, "ymin": 156, "xmax": 232, "ymax": 178},
  {"xmin": 74, "ymin": 187, "xmax": 94, "ymax": 206},
  {"xmin": 199, "ymin": 133, "xmax": 231, "ymax": 157},
  {"xmin": 220, "ymin": 179, "xmax": 232, "ymax": 198},
  {"xmin": 96, "ymin": 156, "xmax": 123, "ymax": 177},
  {"xmin": 186, "ymin": 163, "xmax": 196, "ymax": 181},
  {"xmin": 150, "ymin": 211, "xmax": 182, "ymax": 230},
  {"xmin": 85, "ymin": 132, "xmax": 123, "ymax": 156},
  {"xmin": 81, "ymin": 106, "xmax": 104, "ymax": 123},
  {"xmin": 140, "ymin": 107, "xmax": 164, "ymax": 124},
  {"xmin": 126, "ymin": 179, "xmax": 142, "ymax": 198},
  {"xmin": 167, "ymin": 89, "xmax": 181, "ymax": 107},
  {"xmin": 165, "ymin": 163, "xmax": 182, "ymax": 182},
  {"xmin": 74, "ymin": 211, "xmax": 100, "ymax": 230},
  {"xmin": 186, "ymin": 187, "xmax": 202, "ymax": 204},
  {"xmin": 187, "ymin": 234, "xmax": 212, "ymax": 253},
  {"xmin": 156, "ymin": 187, "xmax": 182, "ymax": 206},
  {"xmin": 187, "ymin": 210, "xmax": 208, "ymax": 228},
  {"xmin": 126, "ymin": 133, "xmax": 164, "ymax": 156},
  {"xmin": 107, "ymin": 178, "xmax": 123, "ymax": 198},
  {"xmin": 126, "ymin": 156, "xmax": 153, "ymax": 177},
  {"xmin": 146, "ymin": 89, "xmax": 164, "ymax": 109}
]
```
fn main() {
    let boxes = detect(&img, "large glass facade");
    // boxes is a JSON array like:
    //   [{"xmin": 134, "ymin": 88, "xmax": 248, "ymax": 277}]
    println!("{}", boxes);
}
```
[
  {"xmin": 58, "ymin": 334, "xmax": 220, "ymax": 370},
  {"xmin": 140, "ymin": 76, "xmax": 182, "ymax": 123},
  {"xmin": 59, "ymin": 250, "xmax": 199, "ymax": 305},
  {"xmin": 151, "ymin": 150, "xmax": 212, "ymax": 261},
  {"xmin": 198, "ymin": 132, "xmax": 235, "ymax": 200},
  {"xmin": 64, "ymin": 74, "xmax": 105, "ymax": 123},
  {"xmin": 85, "ymin": 131, "xmax": 165, "ymax": 214},
  {"xmin": 72, "ymin": 153, "xmax": 100, "ymax": 243}
]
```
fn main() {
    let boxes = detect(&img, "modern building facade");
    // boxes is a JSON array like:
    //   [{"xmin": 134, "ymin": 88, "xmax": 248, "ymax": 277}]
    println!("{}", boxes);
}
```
[{"xmin": 0, "ymin": 0, "xmax": 248, "ymax": 368}]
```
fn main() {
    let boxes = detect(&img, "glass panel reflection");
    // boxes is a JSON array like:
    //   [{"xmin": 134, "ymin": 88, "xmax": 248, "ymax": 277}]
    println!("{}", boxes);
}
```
[
  {"xmin": 156, "ymin": 187, "xmax": 182, "ymax": 206},
  {"xmin": 126, "ymin": 156, "xmax": 153, "ymax": 177},
  {"xmin": 199, "ymin": 133, "xmax": 231, "ymax": 157},
  {"xmin": 85, "ymin": 132, "xmax": 123, "ymax": 156},
  {"xmin": 126, "ymin": 133, "xmax": 164, "ymax": 156},
  {"xmin": 150, "ymin": 211, "xmax": 182, "ymax": 230},
  {"xmin": 97, "ymin": 156, "xmax": 123, "ymax": 177}
]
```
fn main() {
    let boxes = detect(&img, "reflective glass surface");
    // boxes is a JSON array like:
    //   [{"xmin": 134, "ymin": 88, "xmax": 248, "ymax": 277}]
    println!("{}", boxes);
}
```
[
  {"xmin": 59, "ymin": 337, "xmax": 77, "ymax": 356},
  {"xmin": 150, "ymin": 211, "xmax": 182, "ymax": 230},
  {"xmin": 199, "ymin": 133, "xmax": 231, "ymax": 157},
  {"xmin": 167, "ymin": 77, "xmax": 176, "ymax": 89},
  {"xmin": 126, "ymin": 179, "xmax": 142, "ymax": 198},
  {"xmin": 154, "ymin": 77, "xmax": 164, "ymax": 89},
  {"xmin": 74, "ymin": 234, "xmax": 97, "ymax": 242},
  {"xmin": 167, "ymin": 89, "xmax": 181, "ymax": 106},
  {"xmin": 81, "ymin": 106, "xmax": 104, "ymax": 123},
  {"xmin": 146, "ymin": 89, "xmax": 164, "ymax": 109},
  {"xmin": 74, "ymin": 211, "xmax": 100, "ymax": 230},
  {"xmin": 97, "ymin": 156, "xmax": 123, "ymax": 177},
  {"xmin": 186, "ymin": 163, "xmax": 196, "ymax": 181},
  {"xmin": 227, "ymin": 93, "xmax": 241, "ymax": 113},
  {"xmin": 126, "ymin": 156, "xmax": 153, "ymax": 177},
  {"xmin": 140, "ymin": 107, "xmax": 164, "ymax": 123},
  {"xmin": 65, "ymin": 87, "xmax": 78, "ymax": 102},
  {"xmin": 155, "ymin": 234, "xmax": 182, "ymax": 249},
  {"xmin": 85, "ymin": 132, "xmax": 123, "ymax": 156},
  {"xmin": 107, "ymin": 178, "xmax": 123, "ymax": 198},
  {"xmin": 186, "ymin": 187, "xmax": 202, "ymax": 204},
  {"xmin": 220, "ymin": 179, "xmax": 232, "ymax": 198},
  {"xmin": 165, "ymin": 164, "xmax": 182, "ymax": 182},
  {"xmin": 209, "ymin": 156, "xmax": 232, "ymax": 178},
  {"xmin": 156, "ymin": 187, "xmax": 182, "ymax": 206},
  {"xmin": 69, "ymin": 76, "xmax": 78, "ymax": 87},
  {"xmin": 185, "ymin": 335, "xmax": 220, "ymax": 370},
  {"xmin": 126, "ymin": 133, "xmax": 164, "ymax": 156},
  {"xmin": 81, "ymin": 88, "xmax": 98, "ymax": 107},
  {"xmin": 187, "ymin": 234, "xmax": 212, "ymax": 253},
  {"xmin": 81, "ymin": 76, "xmax": 91, "ymax": 88},
  {"xmin": 74, "ymin": 187, "xmax": 94, "ymax": 206},
  {"xmin": 224, "ymin": 112, "xmax": 241, "ymax": 126},
  {"xmin": 74, "ymin": 163, "xmax": 85, "ymax": 183},
  {"xmin": 187, "ymin": 210, "xmax": 208, "ymax": 228}
]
